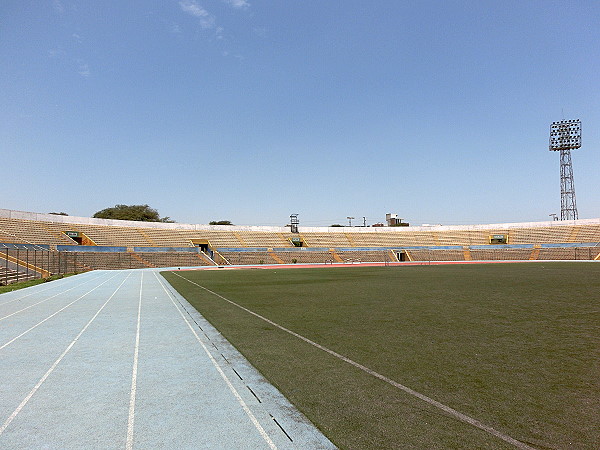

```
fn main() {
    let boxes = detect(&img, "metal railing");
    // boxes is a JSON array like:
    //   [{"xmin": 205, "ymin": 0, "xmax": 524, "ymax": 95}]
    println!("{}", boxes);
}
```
[{"xmin": 1, "ymin": 248, "xmax": 80, "ymax": 285}]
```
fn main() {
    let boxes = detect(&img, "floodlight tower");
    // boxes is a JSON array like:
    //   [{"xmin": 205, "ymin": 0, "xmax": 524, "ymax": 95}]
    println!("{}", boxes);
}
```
[
  {"xmin": 549, "ymin": 119, "xmax": 581, "ymax": 220},
  {"xmin": 290, "ymin": 214, "xmax": 299, "ymax": 233}
]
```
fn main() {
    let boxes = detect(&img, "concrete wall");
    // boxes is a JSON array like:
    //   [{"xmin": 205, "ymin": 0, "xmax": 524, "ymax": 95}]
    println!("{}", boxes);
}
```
[{"xmin": 2, "ymin": 208, "xmax": 600, "ymax": 234}]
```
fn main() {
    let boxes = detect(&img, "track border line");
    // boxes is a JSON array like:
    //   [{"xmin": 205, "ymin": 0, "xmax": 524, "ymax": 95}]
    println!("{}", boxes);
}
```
[
  {"xmin": 126, "ymin": 272, "xmax": 143, "ymax": 450},
  {"xmin": 153, "ymin": 272, "xmax": 278, "ymax": 450}
]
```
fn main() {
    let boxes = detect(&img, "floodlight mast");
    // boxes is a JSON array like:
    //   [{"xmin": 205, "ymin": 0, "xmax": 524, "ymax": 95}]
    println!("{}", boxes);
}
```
[
  {"xmin": 549, "ymin": 119, "xmax": 581, "ymax": 220},
  {"xmin": 290, "ymin": 214, "xmax": 299, "ymax": 233}
]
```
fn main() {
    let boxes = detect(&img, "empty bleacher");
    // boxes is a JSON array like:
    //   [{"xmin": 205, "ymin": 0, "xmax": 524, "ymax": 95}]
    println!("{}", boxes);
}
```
[
  {"xmin": 537, "ymin": 246, "xmax": 600, "ymax": 260},
  {"xmin": 408, "ymin": 249, "xmax": 466, "ymax": 262},
  {"xmin": 336, "ymin": 250, "xmax": 392, "ymax": 262},
  {"xmin": 133, "ymin": 251, "xmax": 212, "ymax": 268},
  {"xmin": 0, "ymin": 217, "xmax": 75, "ymax": 246},
  {"xmin": 135, "ymin": 228, "xmax": 194, "ymax": 247},
  {"xmin": 1, "ymin": 210, "xmax": 599, "ymax": 268},
  {"xmin": 470, "ymin": 248, "xmax": 533, "ymax": 261},
  {"xmin": 274, "ymin": 250, "xmax": 336, "ymax": 264},
  {"xmin": 235, "ymin": 231, "xmax": 293, "ymax": 248},
  {"xmin": 218, "ymin": 251, "xmax": 275, "ymax": 266},
  {"xmin": 300, "ymin": 233, "xmax": 352, "ymax": 247}
]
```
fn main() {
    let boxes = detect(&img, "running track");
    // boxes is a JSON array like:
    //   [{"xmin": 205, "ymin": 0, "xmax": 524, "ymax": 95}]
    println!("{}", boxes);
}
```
[{"xmin": 0, "ymin": 270, "xmax": 334, "ymax": 449}]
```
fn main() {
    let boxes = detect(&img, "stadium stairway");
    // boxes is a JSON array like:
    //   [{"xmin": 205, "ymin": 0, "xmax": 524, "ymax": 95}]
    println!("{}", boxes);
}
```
[
  {"xmin": 0, "ymin": 267, "xmax": 37, "ymax": 285},
  {"xmin": 131, "ymin": 252, "xmax": 156, "ymax": 268},
  {"xmin": 0, "ymin": 251, "xmax": 50, "ymax": 278},
  {"xmin": 267, "ymin": 249, "xmax": 284, "ymax": 264}
]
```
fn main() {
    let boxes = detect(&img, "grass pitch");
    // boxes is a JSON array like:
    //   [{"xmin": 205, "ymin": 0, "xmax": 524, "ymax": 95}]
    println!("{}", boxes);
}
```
[{"xmin": 163, "ymin": 263, "xmax": 599, "ymax": 449}]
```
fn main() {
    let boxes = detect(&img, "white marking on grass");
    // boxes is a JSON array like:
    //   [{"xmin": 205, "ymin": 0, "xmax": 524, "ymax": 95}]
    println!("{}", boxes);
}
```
[
  {"xmin": 0, "ymin": 273, "xmax": 132, "ymax": 437},
  {"xmin": 173, "ymin": 272, "xmax": 535, "ymax": 450},
  {"xmin": 0, "ymin": 272, "xmax": 120, "ymax": 351},
  {"xmin": 126, "ymin": 272, "xmax": 143, "ymax": 450},
  {"xmin": 0, "ymin": 274, "xmax": 103, "ymax": 321},
  {"xmin": 154, "ymin": 272, "xmax": 277, "ymax": 450}
]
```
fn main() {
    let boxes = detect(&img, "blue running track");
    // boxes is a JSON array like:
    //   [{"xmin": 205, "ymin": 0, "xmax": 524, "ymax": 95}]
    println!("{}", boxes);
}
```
[{"xmin": 0, "ymin": 270, "xmax": 335, "ymax": 449}]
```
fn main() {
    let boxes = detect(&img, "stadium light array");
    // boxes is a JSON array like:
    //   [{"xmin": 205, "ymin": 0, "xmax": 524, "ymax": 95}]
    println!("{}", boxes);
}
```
[{"xmin": 549, "ymin": 119, "xmax": 581, "ymax": 151}]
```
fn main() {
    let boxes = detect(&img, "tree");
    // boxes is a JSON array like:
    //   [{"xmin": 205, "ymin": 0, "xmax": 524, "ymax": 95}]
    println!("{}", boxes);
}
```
[
  {"xmin": 209, "ymin": 220, "xmax": 233, "ymax": 225},
  {"xmin": 93, "ymin": 204, "xmax": 174, "ymax": 222},
  {"xmin": 49, "ymin": 212, "xmax": 69, "ymax": 216}
]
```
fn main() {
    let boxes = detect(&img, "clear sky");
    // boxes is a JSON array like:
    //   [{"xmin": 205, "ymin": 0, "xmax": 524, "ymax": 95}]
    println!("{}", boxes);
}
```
[{"xmin": 2, "ymin": 1, "xmax": 599, "ymax": 226}]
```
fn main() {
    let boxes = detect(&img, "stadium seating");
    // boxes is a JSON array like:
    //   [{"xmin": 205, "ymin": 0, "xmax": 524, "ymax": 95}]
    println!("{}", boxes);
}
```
[
  {"xmin": 336, "ymin": 250, "xmax": 394, "ymax": 262},
  {"xmin": 272, "ymin": 250, "xmax": 335, "ymax": 264},
  {"xmin": 300, "ymin": 233, "xmax": 352, "ymax": 247},
  {"xmin": 0, "ymin": 217, "xmax": 75, "ymax": 246},
  {"xmin": 217, "ymin": 251, "xmax": 274, "ymax": 266},
  {"xmin": 470, "ymin": 248, "xmax": 533, "ymax": 261},
  {"xmin": 537, "ymin": 246, "xmax": 600, "ymax": 260},
  {"xmin": 0, "ymin": 210, "xmax": 599, "ymax": 277}
]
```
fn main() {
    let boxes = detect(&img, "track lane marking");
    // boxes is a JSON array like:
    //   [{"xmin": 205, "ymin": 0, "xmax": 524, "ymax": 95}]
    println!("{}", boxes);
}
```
[
  {"xmin": 126, "ymin": 272, "xmax": 143, "ymax": 450},
  {"xmin": 0, "ymin": 272, "xmax": 132, "ymax": 437},
  {"xmin": 0, "ymin": 274, "xmax": 103, "ymax": 321},
  {"xmin": 172, "ymin": 271, "xmax": 535, "ymax": 450},
  {"xmin": 0, "ymin": 272, "xmax": 102, "ymax": 307},
  {"xmin": 0, "ymin": 272, "xmax": 120, "ymax": 351},
  {"xmin": 0, "ymin": 277, "xmax": 77, "ymax": 307},
  {"xmin": 154, "ymin": 272, "xmax": 277, "ymax": 450}
]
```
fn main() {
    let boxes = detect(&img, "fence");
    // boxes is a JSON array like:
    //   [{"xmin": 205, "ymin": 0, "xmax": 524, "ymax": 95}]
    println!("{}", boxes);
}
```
[
  {"xmin": 2, "ymin": 245, "xmax": 598, "ymax": 286},
  {"xmin": 0, "ymin": 249, "xmax": 217, "ymax": 285}
]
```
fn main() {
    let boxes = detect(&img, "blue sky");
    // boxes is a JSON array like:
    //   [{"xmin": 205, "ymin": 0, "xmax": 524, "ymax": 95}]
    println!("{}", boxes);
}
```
[{"xmin": 2, "ymin": 1, "xmax": 599, "ymax": 226}]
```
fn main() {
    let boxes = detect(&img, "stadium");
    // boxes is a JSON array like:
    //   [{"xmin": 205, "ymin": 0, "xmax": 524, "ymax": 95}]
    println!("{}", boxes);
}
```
[
  {"xmin": 1, "ymin": 208, "xmax": 598, "ymax": 448},
  {"xmin": 2, "ymin": 209, "xmax": 600, "ymax": 279},
  {"xmin": 2, "ymin": 2, "xmax": 599, "ymax": 449}
]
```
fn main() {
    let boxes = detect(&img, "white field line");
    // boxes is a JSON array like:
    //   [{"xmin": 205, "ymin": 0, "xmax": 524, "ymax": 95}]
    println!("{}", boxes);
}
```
[
  {"xmin": 0, "ymin": 272, "xmax": 132, "ymax": 437},
  {"xmin": 172, "ymin": 272, "xmax": 535, "ymax": 450},
  {"xmin": 0, "ymin": 274, "xmax": 102, "ymax": 321},
  {"xmin": 126, "ymin": 272, "xmax": 143, "ymax": 450},
  {"xmin": 154, "ymin": 272, "xmax": 277, "ymax": 450},
  {"xmin": 0, "ymin": 272, "xmax": 120, "ymax": 351}
]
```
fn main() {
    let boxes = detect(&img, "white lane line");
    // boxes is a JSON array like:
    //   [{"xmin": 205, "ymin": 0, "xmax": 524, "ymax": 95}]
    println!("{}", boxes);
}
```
[
  {"xmin": 0, "ymin": 280, "xmax": 69, "ymax": 307},
  {"xmin": 0, "ymin": 272, "xmax": 132, "ymax": 437},
  {"xmin": 0, "ymin": 272, "xmax": 120, "ymax": 351},
  {"xmin": 0, "ymin": 274, "xmax": 102, "ymax": 321},
  {"xmin": 126, "ymin": 272, "xmax": 143, "ymax": 450},
  {"xmin": 0, "ymin": 272, "xmax": 102, "ymax": 307},
  {"xmin": 172, "ymin": 272, "xmax": 535, "ymax": 450},
  {"xmin": 154, "ymin": 272, "xmax": 277, "ymax": 450}
]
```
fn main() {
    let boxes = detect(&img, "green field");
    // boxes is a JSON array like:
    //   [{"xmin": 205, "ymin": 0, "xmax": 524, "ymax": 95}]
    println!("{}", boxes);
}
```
[{"xmin": 162, "ymin": 263, "xmax": 599, "ymax": 449}]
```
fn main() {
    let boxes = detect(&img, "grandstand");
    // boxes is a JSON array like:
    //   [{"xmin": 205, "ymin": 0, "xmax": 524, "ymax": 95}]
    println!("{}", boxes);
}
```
[{"xmin": 1, "ymin": 208, "xmax": 600, "ymax": 283}]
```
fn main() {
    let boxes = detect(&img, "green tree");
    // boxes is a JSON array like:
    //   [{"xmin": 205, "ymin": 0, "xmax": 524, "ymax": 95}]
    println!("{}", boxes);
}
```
[
  {"xmin": 209, "ymin": 220, "xmax": 233, "ymax": 225},
  {"xmin": 93, "ymin": 204, "xmax": 174, "ymax": 222}
]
